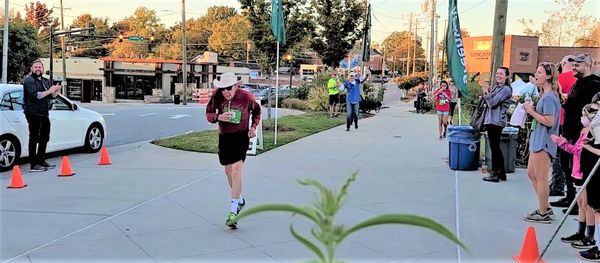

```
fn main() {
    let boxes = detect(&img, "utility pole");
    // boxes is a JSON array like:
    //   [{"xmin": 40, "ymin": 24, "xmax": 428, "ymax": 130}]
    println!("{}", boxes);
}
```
[
  {"xmin": 246, "ymin": 40, "xmax": 250, "ymax": 64},
  {"xmin": 181, "ymin": 0, "xmax": 187, "ymax": 105},
  {"xmin": 412, "ymin": 19, "xmax": 418, "ymax": 75},
  {"xmin": 428, "ymin": 0, "xmax": 436, "ymax": 89},
  {"xmin": 58, "ymin": 2, "xmax": 68, "ymax": 94},
  {"xmin": 406, "ymin": 12, "xmax": 412, "ymax": 75},
  {"xmin": 2, "ymin": 0, "xmax": 9, "ymax": 84},
  {"xmin": 425, "ymin": 33, "xmax": 429, "ymax": 72},
  {"xmin": 489, "ymin": 0, "xmax": 508, "ymax": 87}
]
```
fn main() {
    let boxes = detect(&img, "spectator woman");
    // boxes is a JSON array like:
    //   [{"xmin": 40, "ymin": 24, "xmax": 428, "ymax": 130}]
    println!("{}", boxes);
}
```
[
  {"xmin": 523, "ymin": 62, "xmax": 561, "ymax": 223},
  {"xmin": 433, "ymin": 80, "xmax": 452, "ymax": 139},
  {"xmin": 480, "ymin": 67, "xmax": 513, "ymax": 182}
]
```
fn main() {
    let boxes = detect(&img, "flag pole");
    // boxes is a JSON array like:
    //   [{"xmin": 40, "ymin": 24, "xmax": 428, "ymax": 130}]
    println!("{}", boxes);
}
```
[{"xmin": 274, "ymin": 41, "xmax": 280, "ymax": 145}]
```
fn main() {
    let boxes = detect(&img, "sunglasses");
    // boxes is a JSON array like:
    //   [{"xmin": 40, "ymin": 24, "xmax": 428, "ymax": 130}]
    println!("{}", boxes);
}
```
[{"xmin": 222, "ymin": 85, "xmax": 234, "ymax": 91}]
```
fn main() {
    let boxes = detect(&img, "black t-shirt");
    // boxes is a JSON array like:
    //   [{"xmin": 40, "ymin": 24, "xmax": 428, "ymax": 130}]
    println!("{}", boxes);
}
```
[
  {"xmin": 562, "ymin": 75, "xmax": 600, "ymax": 140},
  {"xmin": 581, "ymin": 142, "xmax": 600, "ymax": 179},
  {"xmin": 23, "ymin": 75, "xmax": 51, "ymax": 116}
]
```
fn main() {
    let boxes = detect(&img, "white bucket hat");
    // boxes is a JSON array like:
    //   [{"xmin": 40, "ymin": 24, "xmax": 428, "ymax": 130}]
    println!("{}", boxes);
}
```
[{"xmin": 213, "ymin": 72, "xmax": 240, "ymax": 88}]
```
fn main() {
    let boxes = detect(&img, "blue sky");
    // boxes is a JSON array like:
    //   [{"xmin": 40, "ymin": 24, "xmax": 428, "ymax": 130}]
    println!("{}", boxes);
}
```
[{"xmin": 8, "ymin": 0, "xmax": 600, "ymax": 44}]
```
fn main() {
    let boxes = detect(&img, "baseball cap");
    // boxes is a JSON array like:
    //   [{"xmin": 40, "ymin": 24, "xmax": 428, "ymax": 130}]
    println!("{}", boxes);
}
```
[{"xmin": 567, "ymin": 53, "xmax": 593, "ymax": 66}]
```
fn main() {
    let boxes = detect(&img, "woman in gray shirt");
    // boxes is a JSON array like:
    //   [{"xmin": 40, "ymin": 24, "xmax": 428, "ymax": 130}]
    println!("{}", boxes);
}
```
[{"xmin": 523, "ymin": 62, "xmax": 561, "ymax": 224}]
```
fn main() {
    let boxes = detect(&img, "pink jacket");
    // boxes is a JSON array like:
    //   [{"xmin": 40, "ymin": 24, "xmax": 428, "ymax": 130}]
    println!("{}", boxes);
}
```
[{"xmin": 556, "ymin": 130, "xmax": 589, "ymax": 180}]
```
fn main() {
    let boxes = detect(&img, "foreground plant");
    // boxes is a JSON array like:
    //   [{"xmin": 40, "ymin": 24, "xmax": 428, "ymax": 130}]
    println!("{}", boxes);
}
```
[{"xmin": 235, "ymin": 172, "xmax": 466, "ymax": 263}]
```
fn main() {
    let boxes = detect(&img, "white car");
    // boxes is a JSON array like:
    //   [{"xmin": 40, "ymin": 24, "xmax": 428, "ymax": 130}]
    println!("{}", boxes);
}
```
[{"xmin": 0, "ymin": 84, "xmax": 106, "ymax": 172}]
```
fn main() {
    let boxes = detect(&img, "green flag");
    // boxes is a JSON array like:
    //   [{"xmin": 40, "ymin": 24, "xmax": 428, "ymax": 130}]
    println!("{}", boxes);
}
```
[
  {"xmin": 271, "ymin": 0, "xmax": 285, "ymax": 44},
  {"xmin": 446, "ymin": 0, "xmax": 468, "ymax": 96},
  {"xmin": 362, "ymin": 4, "xmax": 371, "ymax": 62}
]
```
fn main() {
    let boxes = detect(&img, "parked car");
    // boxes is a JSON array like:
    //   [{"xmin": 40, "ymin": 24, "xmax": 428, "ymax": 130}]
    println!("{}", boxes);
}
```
[
  {"xmin": 255, "ymin": 87, "xmax": 291, "ymax": 105},
  {"xmin": 0, "ymin": 84, "xmax": 107, "ymax": 172}
]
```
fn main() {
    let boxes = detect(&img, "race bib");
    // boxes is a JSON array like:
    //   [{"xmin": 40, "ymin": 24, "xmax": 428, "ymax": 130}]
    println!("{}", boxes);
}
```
[
  {"xmin": 228, "ymin": 109, "xmax": 242, "ymax": 124},
  {"xmin": 439, "ymin": 99, "xmax": 446, "ymax": 105}
]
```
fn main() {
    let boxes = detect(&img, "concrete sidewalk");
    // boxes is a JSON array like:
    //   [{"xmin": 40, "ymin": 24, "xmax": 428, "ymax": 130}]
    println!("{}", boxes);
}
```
[{"xmin": 0, "ymin": 86, "xmax": 582, "ymax": 262}]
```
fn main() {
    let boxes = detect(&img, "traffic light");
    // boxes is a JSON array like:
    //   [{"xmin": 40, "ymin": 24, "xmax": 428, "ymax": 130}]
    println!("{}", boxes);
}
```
[
  {"xmin": 88, "ymin": 24, "xmax": 95, "ymax": 37},
  {"xmin": 118, "ymin": 32, "xmax": 124, "ymax": 42}
]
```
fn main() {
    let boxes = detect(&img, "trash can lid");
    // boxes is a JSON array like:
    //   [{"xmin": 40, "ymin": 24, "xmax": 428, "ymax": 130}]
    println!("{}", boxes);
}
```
[
  {"xmin": 502, "ymin": 127, "xmax": 519, "ymax": 135},
  {"xmin": 447, "ymin": 125, "xmax": 476, "ymax": 132}
]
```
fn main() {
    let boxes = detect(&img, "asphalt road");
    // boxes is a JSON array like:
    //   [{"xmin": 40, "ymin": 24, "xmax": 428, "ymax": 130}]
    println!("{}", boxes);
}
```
[{"xmin": 82, "ymin": 103, "xmax": 301, "ymax": 147}]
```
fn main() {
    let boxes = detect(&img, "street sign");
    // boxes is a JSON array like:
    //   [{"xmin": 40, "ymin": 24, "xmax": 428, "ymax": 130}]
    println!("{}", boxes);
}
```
[{"xmin": 128, "ymin": 36, "xmax": 145, "ymax": 41}]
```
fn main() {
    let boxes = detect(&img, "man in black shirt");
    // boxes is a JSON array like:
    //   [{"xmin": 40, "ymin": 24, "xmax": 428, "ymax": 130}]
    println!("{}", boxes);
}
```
[
  {"xmin": 23, "ymin": 60, "xmax": 61, "ymax": 172},
  {"xmin": 551, "ymin": 53, "xmax": 600, "ymax": 209}
]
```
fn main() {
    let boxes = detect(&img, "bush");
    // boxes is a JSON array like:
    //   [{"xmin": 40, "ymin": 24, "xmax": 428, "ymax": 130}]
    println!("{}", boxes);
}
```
[
  {"xmin": 307, "ymin": 72, "xmax": 331, "ymax": 112},
  {"xmin": 281, "ymin": 98, "xmax": 309, "ymax": 111},
  {"xmin": 393, "ymin": 72, "xmax": 429, "ymax": 90},
  {"xmin": 290, "ymin": 83, "xmax": 311, "ymax": 100}
]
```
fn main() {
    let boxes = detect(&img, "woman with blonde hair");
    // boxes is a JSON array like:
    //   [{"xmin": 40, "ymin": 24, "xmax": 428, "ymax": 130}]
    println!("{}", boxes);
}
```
[{"xmin": 523, "ymin": 62, "xmax": 562, "ymax": 223}]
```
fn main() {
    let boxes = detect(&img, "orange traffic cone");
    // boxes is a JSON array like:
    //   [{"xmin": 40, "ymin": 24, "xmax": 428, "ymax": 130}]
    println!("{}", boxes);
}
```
[
  {"xmin": 98, "ymin": 147, "xmax": 112, "ymax": 165},
  {"xmin": 58, "ymin": 156, "xmax": 75, "ymax": 177},
  {"xmin": 7, "ymin": 166, "xmax": 27, "ymax": 189},
  {"xmin": 514, "ymin": 226, "xmax": 545, "ymax": 263}
]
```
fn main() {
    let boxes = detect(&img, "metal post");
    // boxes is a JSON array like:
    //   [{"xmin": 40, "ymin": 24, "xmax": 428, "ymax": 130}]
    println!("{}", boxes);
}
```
[
  {"xmin": 49, "ymin": 27, "xmax": 54, "ymax": 84},
  {"xmin": 407, "ymin": 12, "xmax": 412, "ymax": 75},
  {"xmin": 428, "ymin": 0, "xmax": 436, "ymax": 89},
  {"xmin": 412, "ymin": 19, "xmax": 418, "ymax": 75},
  {"xmin": 181, "ymin": 0, "xmax": 187, "ymax": 105},
  {"xmin": 2, "ymin": 0, "xmax": 9, "ymax": 84},
  {"xmin": 59, "ymin": 0, "xmax": 67, "ymax": 94}
]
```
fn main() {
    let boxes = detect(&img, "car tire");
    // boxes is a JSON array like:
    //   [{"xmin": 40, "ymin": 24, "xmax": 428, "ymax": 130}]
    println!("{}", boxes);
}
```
[
  {"xmin": 0, "ymin": 135, "xmax": 20, "ymax": 172},
  {"xmin": 83, "ymin": 124, "xmax": 104, "ymax": 153}
]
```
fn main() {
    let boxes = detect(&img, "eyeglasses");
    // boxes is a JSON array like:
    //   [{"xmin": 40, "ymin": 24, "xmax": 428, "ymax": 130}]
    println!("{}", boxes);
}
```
[{"xmin": 222, "ymin": 85, "xmax": 234, "ymax": 91}]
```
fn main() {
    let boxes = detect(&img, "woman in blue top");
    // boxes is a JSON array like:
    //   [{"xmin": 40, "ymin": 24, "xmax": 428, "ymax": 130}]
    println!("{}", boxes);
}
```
[
  {"xmin": 343, "ymin": 72, "xmax": 365, "ymax": 131},
  {"xmin": 523, "ymin": 62, "xmax": 561, "ymax": 224}
]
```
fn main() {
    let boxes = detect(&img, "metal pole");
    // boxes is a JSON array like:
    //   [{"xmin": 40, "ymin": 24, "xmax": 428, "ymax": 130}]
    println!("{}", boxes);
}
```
[
  {"xmin": 181, "ymin": 0, "xmax": 187, "ymax": 105},
  {"xmin": 412, "ymin": 19, "xmax": 418, "ymax": 75},
  {"xmin": 50, "ymin": 27, "xmax": 54, "ymax": 84},
  {"xmin": 489, "ymin": 0, "xmax": 508, "ymax": 87},
  {"xmin": 59, "ymin": 0, "xmax": 67, "ymax": 94},
  {"xmin": 440, "ymin": 19, "xmax": 447, "ymax": 81},
  {"xmin": 2, "ymin": 0, "xmax": 9, "ymax": 84},
  {"xmin": 407, "ymin": 12, "xmax": 412, "ymax": 75},
  {"xmin": 274, "ymin": 41, "xmax": 279, "ymax": 145},
  {"xmin": 429, "ymin": 0, "xmax": 436, "ymax": 89}
]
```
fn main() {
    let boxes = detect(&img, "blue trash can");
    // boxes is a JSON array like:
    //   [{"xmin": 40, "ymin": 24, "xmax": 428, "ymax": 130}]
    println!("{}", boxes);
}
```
[{"xmin": 448, "ymin": 125, "xmax": 481, "ymax": 171}]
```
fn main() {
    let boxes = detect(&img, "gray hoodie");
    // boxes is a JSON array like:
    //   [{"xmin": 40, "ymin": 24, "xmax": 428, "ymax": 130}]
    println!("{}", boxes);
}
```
[{"xmin": 483, "ymin": 84, "xmax": 512, "ymax": 127}]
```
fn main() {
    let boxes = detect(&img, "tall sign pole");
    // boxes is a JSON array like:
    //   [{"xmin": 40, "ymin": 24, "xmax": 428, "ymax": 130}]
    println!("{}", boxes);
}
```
[
  {"xmin": 181, "ymin": 0, "xmax": 187, "ymax": 105},
  {"xmin": 428, "ymin": 0, "xmax": 436, "ymax": 90},
  {"xmin": 489, "ymin": 0, "xmax": 508, "ymax": 87},
  {"xmin": 59, "ymin": 1, "xmax": 67, "ymax": 94},
  {"xmin": 1, "ymin": 0, "xmax": 9, "ymax": 84}
]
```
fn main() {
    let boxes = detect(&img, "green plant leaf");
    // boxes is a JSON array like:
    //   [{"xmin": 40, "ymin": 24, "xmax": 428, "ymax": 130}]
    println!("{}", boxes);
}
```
[
  {"xmin": 290, "ymin": 225, "xmax": 326, "ymax": 262},
  {"xmin": 235, "ymin": 204, "xmax": 318, "ymax": 223},
  {"xmin": 335, "ymin": 172, "xmax": 357, "ymax": 206},
  {"xmin": 341, "ymin": 214, "xmax": 467, "ymax": 250}
]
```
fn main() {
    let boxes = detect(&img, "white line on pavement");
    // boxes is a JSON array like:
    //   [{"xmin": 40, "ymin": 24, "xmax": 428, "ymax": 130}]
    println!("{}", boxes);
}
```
[
  {"xmin": 101, "ymin": 113, "xmax": 116, "ymax": 116},
  {"xmin": 1, "ymin": 171, "xmax": 219, "ymax": 263},
  {"xmin": 170, "ymin": 114, "xmax": 192, "ymax": 119},
  {"xmin": 139, "ymin": 113, "xmax": 156, "ymax": 117}
]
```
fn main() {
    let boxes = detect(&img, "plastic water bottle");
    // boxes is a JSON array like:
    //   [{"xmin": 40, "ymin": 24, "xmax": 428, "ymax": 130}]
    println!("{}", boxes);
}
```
[
  {"xmin": 525, "ymin": 93, "xmax": 537, "ymax": 130},
  {"xmin": 524, "ymin": 93, "xmax": 532, "ymax": 103}
]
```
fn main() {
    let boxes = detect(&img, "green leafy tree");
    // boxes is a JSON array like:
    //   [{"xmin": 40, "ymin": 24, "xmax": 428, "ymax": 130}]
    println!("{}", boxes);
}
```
[
  {"xmin": 0, "ymin": 18, "xmax": 40, "ymax": 83},
  {"xmin": 239, "ymin": 0, "xmax": 315, "ymax": 74},
  {"xmin": 68, "ymin": 14, "xmax": 111, "ymax": 58},
  {"xmin": 310, "ymin": 0, "xmax": 366, "ymax": 68},
  {"xmin": 235, "ymin": 173, "xmax": 466, "ymax": 263},
  {"xmin": 107, "ymin": 7, "xmax": 165, "ymax": 58},
  {"xmin": 208, "ymin": 15, "xmax": 251, "ymax": 62},
  {"xmin": 519, "ymin": 0, "xmax": 598, "ymax": 46}
]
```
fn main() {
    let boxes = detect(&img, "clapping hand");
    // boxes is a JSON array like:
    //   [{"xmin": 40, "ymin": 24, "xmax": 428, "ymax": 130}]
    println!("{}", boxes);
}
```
[
  {"xmin": 550, "ymin": 134, "xmax": 566, "ymax": 144},
  {"xmin": 50, "ymin": 84, "xmax": 61, "ymax": 93}
]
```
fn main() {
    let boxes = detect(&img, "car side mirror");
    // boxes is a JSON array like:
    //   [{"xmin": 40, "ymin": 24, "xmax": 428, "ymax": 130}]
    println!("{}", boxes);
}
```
[{"xmin": 72, "ymin": 104, "xmax": 78, "ymax": 111}]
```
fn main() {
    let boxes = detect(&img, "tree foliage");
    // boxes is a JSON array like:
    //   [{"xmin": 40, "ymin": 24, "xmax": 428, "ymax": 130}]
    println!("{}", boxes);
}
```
[
  {"xmin": 382, "ymin": 31, "xmax": 426, "ymax": 75},
  {"xmin": 240, "ymin": 0, "xmax": 314, "ymax": 74},
  {"xmin": 107, "ymin": 7, "xmax": 165, "ymax": 58},
  {"xmin": 68, "ymin": 14, "xmax": 112, "ymax": 57},
  {"xmin": 575, "ymin": 22, "xmax": 600, "ymax": 47},
  {"xmin": 25, "ymin": 1, "xmax": 54, "ymax": 29},
  {"xmin": 208, "ymin": 15, "xmax": 251, "ymax": 62},
  {"xmin": 310, "ymin": 0, "xmax": 366, "ymax": 68},
  {"xmin": 0, "ymin": 18, "xmax": 40, "ymax": 83},
  {"xmin": 519, "ymin": 0, "xmax": 598, "ymax": 46}
]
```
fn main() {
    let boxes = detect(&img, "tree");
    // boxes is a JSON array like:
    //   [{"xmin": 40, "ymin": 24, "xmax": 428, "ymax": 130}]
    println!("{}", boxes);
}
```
[
  {"xmin": 519, "ymin": 0, "xmax": 598, "ymax": 46},
  {"xmin": 381, "ymin": 31, "xmax": 426, "ymax": 75},
  {"xmin": 107, "ymin": 7, "xmax": 165, "ymax": 58},
  {"xmin": 575, "ymin": 22, "xmax": 600, "ymax": 47},
  {"xmin": 239, "ymin": 0, "xmax": 315, "ymax": 74},
  {"xmin": 0, "ymin": 18, "xmax": 40, "ymax": 83},
  {"xmin": 310, "ymin": 0, "xmax": 366, "ymax": 68},
  {"xmin": 68, "ymin": 14, "xmax": 112, "ymax": 58},
  {"xmin": 208, "ymin": 15, "xmax": 251, "ymax": 62},
  {"xmin": 25, "ymin": 1, "xmax": 54, "ymax": 29}
]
